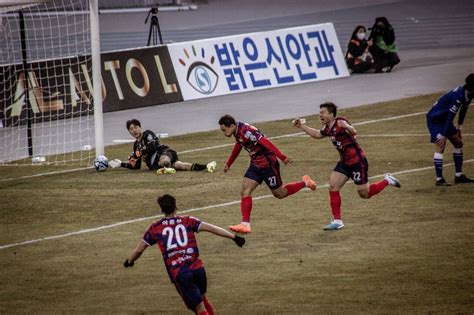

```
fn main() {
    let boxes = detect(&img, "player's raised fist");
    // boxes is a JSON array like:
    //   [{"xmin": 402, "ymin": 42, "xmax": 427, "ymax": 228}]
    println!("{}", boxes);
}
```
[{"xmin": 292, "ymin": 118, "xmax": 305, "ymax": 128}]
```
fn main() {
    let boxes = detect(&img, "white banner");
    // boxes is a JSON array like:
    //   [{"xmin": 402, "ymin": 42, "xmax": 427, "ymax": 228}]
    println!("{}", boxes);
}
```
[{"xmin": 168, "ymin": 23, "xmax": 349, "ymax": 101}]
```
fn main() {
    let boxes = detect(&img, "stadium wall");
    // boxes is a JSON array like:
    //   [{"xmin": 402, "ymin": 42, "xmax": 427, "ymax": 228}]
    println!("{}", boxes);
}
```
[
  {"xmin": 1, "ymin": 23, "xmax": 347, "ymax": 127},
  {"xmin": 0, "ymin": 46, "xmax": 182, "ymax": 127},
  {"xmin": 168, "ymin": 23, "xmax": 349, "ymax": 101}
]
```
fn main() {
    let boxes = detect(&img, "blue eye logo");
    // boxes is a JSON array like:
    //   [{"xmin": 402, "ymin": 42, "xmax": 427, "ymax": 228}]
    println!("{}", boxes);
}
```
[
  {"xmin": 179, "ymin": 46, "xmax": 218, "ymax": 95},
  {"xmin": 187, "ymin": 62, "xmax": 218, "ymax": 94}
]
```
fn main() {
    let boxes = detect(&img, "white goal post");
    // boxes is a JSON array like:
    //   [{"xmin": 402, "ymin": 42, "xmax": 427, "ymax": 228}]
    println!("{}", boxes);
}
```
[{"xmin": 0, "ymin": 0, "xmax": 104, "ymax": 165}]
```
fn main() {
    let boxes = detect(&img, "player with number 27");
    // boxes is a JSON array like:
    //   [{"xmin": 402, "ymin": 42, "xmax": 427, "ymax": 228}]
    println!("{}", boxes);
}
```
[{"xmin": 219, "ymin": 114, "xmax": 317, "ymax": 234}]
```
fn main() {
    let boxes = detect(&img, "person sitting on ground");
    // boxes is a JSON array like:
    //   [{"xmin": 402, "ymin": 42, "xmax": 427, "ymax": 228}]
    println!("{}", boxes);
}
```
[
  {"xmin": 368, "ymin": 16, "xmax": 400, "ymax": 73},
  {"xmin": 345, "ymin": 25, "xmax": 374, "ymax": 74},
  {"xmin": 109, "ymin": 119, "xmax": 216, "ymax": 174}
]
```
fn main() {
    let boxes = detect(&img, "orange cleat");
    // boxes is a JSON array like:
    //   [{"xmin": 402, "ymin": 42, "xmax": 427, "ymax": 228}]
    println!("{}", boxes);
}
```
[
  {"xmin": 229, "ymin": 223, "xmax": 252, "ymax": 234},
  {"xmin": 303, "ymin": 175, "xmax": 317, "ymax": 191}
]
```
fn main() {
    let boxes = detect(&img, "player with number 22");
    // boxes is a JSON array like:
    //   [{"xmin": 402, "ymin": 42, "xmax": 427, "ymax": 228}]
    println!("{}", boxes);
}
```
[{"xmin": 293, "ymin": 102, "xmax": 401, "ymax": 230}]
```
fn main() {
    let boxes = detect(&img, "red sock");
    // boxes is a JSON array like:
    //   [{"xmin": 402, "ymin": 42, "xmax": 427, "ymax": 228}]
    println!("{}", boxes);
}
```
[
  {"xmin": 329, "ymin": 191, "xmax": 342, "ymax": 220},
  {"xmin": 203, "ymin": 297, "xmax": 214, "ymax": 315},
  {"xmin": 368, "ymin": 180, "xmax": 388, "ymax": 198},
  {"xmin": 198, "ymin": 311, "xmax": 209, "ymax": 315},
  {"xmin": 241, "ymin": 196, "xmax": 253, "ymax": 223},
  {"xmin": 283, "ymin": 181, "xmax": 305, "ymax": 196}
]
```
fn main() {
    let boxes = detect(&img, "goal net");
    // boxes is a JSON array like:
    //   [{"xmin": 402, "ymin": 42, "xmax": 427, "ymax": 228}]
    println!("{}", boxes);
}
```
[{"xmin": 0, "ymin": 0, "xmax": 103, "ymax": 166}]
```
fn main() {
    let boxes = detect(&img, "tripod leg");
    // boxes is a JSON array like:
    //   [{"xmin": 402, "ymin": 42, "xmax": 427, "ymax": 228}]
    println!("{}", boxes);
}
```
[
  {"xmin": 147, "ymin": 24, "xmax": 153, "ymax": 46},
  {"xmin": 156, "ymin": 21, "xmax": 163, "ymax": 45}
]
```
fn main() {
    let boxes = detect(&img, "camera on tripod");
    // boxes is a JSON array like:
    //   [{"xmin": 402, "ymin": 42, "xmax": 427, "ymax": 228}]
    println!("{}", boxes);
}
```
[
  {"xmin": 145, "ymin": 7, "xmax": 163, "ymax": 46},
  {"xmin": 368, "ymin": 24, "xmax": 384, "ymax": 36}
]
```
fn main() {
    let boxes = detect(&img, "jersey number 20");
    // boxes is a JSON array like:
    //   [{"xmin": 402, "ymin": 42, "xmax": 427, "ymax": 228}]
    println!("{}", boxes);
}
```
[{"xmin": 163, "ymin": 225, "xmax": 188, "ymax": 250}]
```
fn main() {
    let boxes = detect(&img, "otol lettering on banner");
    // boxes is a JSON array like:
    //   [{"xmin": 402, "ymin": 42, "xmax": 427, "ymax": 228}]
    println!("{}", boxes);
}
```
[{"xmin": 0, "ymin": 46, "xmax": 183, "ymax": 127}]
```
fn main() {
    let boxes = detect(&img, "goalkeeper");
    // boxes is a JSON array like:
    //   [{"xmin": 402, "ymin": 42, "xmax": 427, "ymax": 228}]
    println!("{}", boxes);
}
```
[{"xmin": 109, "ymin": 119, "xmax": 216, "ymax": 174}]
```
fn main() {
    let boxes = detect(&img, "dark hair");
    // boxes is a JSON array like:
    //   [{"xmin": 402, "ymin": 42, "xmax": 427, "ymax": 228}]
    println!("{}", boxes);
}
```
[
  {"xmin": 126, "ymin": 119, "xmax": 141, "ymax": 130},
  {"xmin": 350, "ymin": 25, "xmax": 366, "ymax": 41},
  {"xmin": 465, "ymin": 73, "xmax": 474, "ymax": 90},
  {"xmin": 320, "ymin": 102, "xmax": 337, "ymax": 117},
  {"xmin": 218, "ymin": 114, "xmax": 236, "ymax": 127},
  {"xmin": 157, "ymin": 194, "xmax": 177, "ymax": 215},
  {"xmin": 374, "ymin": 16, "xmax": 390, "ymax": 28}
]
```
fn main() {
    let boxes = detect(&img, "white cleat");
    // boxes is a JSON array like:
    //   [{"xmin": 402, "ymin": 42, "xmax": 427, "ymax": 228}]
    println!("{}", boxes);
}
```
[
  {"xmin": 324, "ymin": 219, "xmax": 344, "ymax": 230},
  {"xmin": 384, "ymin": 174, "xmax": 401, "ymax": 188}
]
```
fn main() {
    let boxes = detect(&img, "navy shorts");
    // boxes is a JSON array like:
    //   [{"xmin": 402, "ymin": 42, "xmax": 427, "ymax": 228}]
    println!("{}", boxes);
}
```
[
  {"xmin": 426, "ymin": 118, "xmax": 457, "ymax": 143},
  {"xmin": 334, "ymin": 158, "xmax": 369, "ymax": 185},
  {"xmin": 174, "ymin": 267, "xmax": 207, "ymax": 310},
  {"xmin": 244, "ymin": 161, "xmax": 283, "ymax": 190}
]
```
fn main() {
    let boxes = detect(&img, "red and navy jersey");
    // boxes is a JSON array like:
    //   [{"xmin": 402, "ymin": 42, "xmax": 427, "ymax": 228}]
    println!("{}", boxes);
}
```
[
  {"xmin": 142, "ymin": 216, "xmax": 203, "ymax": 282},
  {"xmin": 320, "ymin": 117, "xmax": 366, "ymax": 165},
  {"xmin": 234, "ymin": 122, "xmax": 277, "ymax": 167}
]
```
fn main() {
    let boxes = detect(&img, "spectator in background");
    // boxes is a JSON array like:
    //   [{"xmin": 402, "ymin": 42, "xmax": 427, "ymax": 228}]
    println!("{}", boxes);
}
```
[
  {"xmin": 345, "ymin": 25, "xmax": 374, "ymax": 74},
  {"xmin": 368, "ymin": 17, "xmax": 400, "ymax": 73}
]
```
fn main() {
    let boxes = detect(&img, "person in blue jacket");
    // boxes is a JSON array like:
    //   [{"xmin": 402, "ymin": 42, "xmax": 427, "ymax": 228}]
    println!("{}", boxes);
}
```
[{"xmin": 426, "ymin": 73, "xmax": 474, "ymax": 186}]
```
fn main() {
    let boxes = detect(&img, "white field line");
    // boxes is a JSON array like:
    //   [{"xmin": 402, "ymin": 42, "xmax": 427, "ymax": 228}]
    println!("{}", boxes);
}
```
[
  {"xmin": 1, "ymin": 111, "xmax": 428, "ymax": 181},
  {"xmin": 1, "ymin": 159, "xmax": 472, "ymax": 250},
  {"xmin": 298, "ymin": 134, "xmax": 474, "ymax": 138}
]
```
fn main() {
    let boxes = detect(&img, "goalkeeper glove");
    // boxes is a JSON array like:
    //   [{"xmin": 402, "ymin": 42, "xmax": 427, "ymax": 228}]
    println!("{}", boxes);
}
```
[
  {"xmin": 123, "ymin": 259, "xmax": 134, "ymax": 268},
  {"xmin": 233, "ymin": 235, "xmax": 245, "ymax": 247},
  {"xmin": 109, "ymin": 159, "xmax": 122, "ymax": 168}
]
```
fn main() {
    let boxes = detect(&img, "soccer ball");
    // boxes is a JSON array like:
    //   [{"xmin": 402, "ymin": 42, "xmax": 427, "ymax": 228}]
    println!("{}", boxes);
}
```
[{"xmin": 93, "ymin": 155, "xmax": 109, "ymax": 171}]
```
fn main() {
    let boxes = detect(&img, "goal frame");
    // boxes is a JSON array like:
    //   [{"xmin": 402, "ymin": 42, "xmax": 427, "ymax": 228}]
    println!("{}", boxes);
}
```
[{"xmin": 0, "ymin": 0, "xmax": 104, "ymax": 162}]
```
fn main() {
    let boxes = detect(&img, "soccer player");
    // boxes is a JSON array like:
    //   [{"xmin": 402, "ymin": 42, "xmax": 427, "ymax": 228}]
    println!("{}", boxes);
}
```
[
  {"xmin": 124, "ymin": 194, "xmax": 245, "ymax": 315},
  {"xmin": 219, "ymin": 114, "xmax": 317, "ymax": 234},
  {"xmin": 426, "ymin": 73, "xmax": 474, "ymax": 186},
  {"xmin": 109, "ymin": 119, "xmax": 217, "ymax": 174},
  {"xmin": 293, "ymin": 102, "xmax": 401, "ymax": 230}
]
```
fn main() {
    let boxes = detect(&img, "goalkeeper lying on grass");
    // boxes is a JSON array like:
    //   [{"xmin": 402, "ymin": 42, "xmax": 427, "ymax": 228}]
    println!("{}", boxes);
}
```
[{"xmin": 109, "ymin": 119, "xmax": 216, "ymax": 174}]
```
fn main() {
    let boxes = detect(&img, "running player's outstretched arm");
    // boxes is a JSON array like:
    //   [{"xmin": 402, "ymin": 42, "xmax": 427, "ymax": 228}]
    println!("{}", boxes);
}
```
[
  {"xmin": 124, "ymin": 240, "xmax": 148, "ymax": 267},
  {"xmin": 293, "ymin": 118, "xmax": 324, "ymax": 139},
  {"xmin": 338, "ymin": 120, "xmax": 357, "ymax": 136},
  {"xmin": 224, "ymin": 143, "xmax": 243, "ymax": 172},
  {"xmin": 199, "ymin": 222, "xmax": 245, "ymax": 247}
]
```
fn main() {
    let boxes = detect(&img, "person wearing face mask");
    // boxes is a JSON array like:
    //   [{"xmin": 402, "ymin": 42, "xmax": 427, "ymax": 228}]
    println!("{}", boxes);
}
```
[
  {"xmin": 368, "ymin": 16, "xmax": 400, "ymax": 73},
  {"xmin": 345, "ymin": 25, "xmax": 374, "ymax": 73}
]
